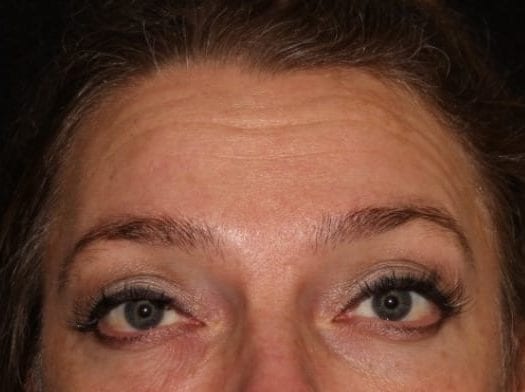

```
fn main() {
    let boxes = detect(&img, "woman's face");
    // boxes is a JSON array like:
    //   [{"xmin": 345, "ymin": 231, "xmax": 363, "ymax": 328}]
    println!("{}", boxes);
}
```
[{"xmin": 40, "ymin": 66, "xmax": 511, "ymax": 390}]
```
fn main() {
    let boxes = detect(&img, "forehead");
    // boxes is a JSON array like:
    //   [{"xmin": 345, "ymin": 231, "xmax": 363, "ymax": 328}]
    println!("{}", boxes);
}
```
[{"xmin": 57, "ymin": 65, "xmax": 487, "ymax": 253}]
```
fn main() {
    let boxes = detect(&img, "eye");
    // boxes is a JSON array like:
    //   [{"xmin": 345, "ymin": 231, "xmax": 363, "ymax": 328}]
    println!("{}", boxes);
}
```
[
  {"xmin": 73, "ymin": 283, "xmax": 202, "ymax": 343},
  {"xmin": 353, "ymin": 289, "xmax": 438, "ymax": 323},
  {"xmin": 99, "ymin": 299, "xmax": 183, "ymax": 334},
  {"xmin": 335, "ymin": 272, "xmax": 465, "ymax": 337}
]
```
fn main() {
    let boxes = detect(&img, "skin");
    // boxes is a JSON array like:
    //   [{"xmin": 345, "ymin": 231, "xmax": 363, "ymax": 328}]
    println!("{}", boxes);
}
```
[{"xmin": 39, "ymin": 65, "xmax": 520, "ymax": 391}]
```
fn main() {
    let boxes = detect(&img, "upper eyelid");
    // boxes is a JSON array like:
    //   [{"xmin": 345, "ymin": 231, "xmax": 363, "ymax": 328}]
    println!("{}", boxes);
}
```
[
  {"xmin": 343, "ymin": 274, "xmax": 433, "ymax": 307},
  {"xmin": 331, "ymin": 258, "xmax": 458, "ymax": 293},
  {"xmin": 334, "ymin": 263, "xmax": 466, "ymax": 308},
  {"xmin": 95, "ymin": 292, "xmax": 179, "ymax": 323},
  {"xmin": 97, "ymin": 288, "xmax": 171, "ymax": 313},
  {"xmin": 71, "ymin": 278, "xmax": 194, "ymax": 324}
]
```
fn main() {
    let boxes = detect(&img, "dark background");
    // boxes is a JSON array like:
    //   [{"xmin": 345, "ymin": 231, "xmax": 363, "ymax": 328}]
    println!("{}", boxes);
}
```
[{"xmin": 1, "ymin": 1, "xmax": 525, "ymax": 141}]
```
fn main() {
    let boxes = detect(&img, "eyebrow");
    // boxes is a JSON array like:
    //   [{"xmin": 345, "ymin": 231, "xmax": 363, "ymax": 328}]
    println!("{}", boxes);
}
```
[
  {"xmin": 313, "ymin": 205, "xmax": 472, "ymax": 262},
  {"xmin": 58, "ymin": 204, "xmax": 472, "ymax": 290},
  {"xmin": 58, "ymin": 215, "xmax": 218, "ymax": 290},
  {"xmin": 73, "ymin": 215, "xmax": 217, "ymax": 252}
]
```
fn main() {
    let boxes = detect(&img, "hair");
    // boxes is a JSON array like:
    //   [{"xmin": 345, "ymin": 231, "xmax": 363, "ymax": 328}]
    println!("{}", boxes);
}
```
[{"xmin": 1, "ymin": 0, "xmax": 524, "ymax": 390}]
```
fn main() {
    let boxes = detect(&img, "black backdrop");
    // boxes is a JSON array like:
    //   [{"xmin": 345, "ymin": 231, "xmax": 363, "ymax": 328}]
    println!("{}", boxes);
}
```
[{"xmin": 1, "ymin": 1, "xmax": 525, "ymax": 146}]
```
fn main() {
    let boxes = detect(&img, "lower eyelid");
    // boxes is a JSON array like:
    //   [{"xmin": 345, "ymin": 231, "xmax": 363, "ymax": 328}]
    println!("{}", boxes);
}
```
[
  {"xmin": 94, "ymin": 321, "xmax": 204, "ymax": 348},
  {"xmin": 351, "ymin": 318, "xmax": 442, "ymax": 341},
  {"xmin": 93, "ymin": 311, "xmax": 205, "ymax": 349}
]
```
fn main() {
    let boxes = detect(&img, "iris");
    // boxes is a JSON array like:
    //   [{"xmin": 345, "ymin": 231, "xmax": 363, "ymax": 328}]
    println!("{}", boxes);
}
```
[
  {"xmin": 372, "ymin": 290, "xmax": 412, "ymax": 321},
  {"xmin": 124, "ymin": 300, "xmax": 164, "ymax": 330}
]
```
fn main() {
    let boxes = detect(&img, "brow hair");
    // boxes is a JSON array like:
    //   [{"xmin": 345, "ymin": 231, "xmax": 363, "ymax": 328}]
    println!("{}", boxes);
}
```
[
  {"xmin": 74, "ymin": 215, "xmax": 217, "ymax": 251},
  {"xmin": 57, "ymin": 204, "xmax": 472, "ymax": 294},
  {"xmin": 314, "ymin": 205, "xmax": 472, "ymax": 262},
  {"xmin": 57, "ymin": 215, "xmax": 218, "ymax": 290}
]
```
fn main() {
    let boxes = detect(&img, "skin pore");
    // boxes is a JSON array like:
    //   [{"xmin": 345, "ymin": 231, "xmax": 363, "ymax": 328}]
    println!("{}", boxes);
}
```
[{"xmin": 40, "ymin": 65, "xmax": 510, "ymax": 390}]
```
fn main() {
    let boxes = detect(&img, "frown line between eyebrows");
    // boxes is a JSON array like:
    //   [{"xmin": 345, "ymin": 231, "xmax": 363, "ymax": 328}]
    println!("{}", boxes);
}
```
[{"xmin": 56, "ymin": 204, "xmax": 473, "ymax": 292}]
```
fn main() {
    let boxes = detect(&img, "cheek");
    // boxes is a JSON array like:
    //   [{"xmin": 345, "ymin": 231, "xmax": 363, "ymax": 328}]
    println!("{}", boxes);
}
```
[
  {"xmin": 320, "ymin": 348, "xmax": 502, "ymax": 392},
  {"xmin": 41, "ymin": 338, "xmax": 213, "ymax": 391},
  {"xmin": 316, "ymin": 314, "xmax": 504, "ymax": 391}
]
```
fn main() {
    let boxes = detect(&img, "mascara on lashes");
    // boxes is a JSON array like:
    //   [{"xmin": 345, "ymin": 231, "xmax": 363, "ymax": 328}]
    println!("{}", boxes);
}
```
[{"xmin": 71, "ymin": 284, "xmax": 187, "ymax": 333}]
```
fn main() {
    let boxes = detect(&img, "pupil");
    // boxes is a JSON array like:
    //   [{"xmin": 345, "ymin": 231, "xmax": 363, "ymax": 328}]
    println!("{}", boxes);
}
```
[
  {"xmin": 138, "ymin": 303, "xmax": 153, "ymax": 318},
  {"xmin": 372, "ymin": 290, "xmax": 412, "ymax": 321},
  {"xmin": 124, "ymin": 300, "xmax": 163, "ymax": 330},
  {"xmin": 384, "ymin": 295, "xmax": 399, "ymax": 309}
]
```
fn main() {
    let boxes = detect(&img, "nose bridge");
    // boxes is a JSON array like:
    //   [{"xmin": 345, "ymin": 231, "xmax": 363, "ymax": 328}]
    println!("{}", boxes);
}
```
[{"xmin": 237, "ymin": 311, "xmax": 319, "ymax": 392}]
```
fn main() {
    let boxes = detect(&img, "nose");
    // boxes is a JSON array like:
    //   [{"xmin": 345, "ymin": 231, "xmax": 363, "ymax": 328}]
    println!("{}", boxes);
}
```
[{"xmin": 237, "ymin": 318, "xmax": 319, "ymax": 392}]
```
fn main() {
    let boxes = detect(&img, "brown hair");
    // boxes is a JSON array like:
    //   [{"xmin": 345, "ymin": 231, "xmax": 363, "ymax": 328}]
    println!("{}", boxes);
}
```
[{"xmin": 1, "ymin": 0, "xmax": 524, "ymax": 390}]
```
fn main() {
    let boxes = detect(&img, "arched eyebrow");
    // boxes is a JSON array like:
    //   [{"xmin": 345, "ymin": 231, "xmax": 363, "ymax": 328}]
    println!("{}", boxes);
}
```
[
  {"xmin": 313, "ymin": 205, "xmax": 473, "ymax": 263},
  {"xmin": 58, "ymin": 215, "xmax": 218, "ymax": 291},
  {"xmin": 57, "ymin": 204, "xmax": 473, "ymax": 291},
  {"xmin": 73, "ymin": 215, "xmax": 217, "ymax": 253}
]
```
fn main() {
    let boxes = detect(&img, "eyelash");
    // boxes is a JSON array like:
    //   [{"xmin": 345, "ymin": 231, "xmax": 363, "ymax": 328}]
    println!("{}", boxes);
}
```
[
  {"xmin": 345, "ymin": 270, "xmax": 466, "ymax": 321},
  {"xmin": 71, "ymin": 271, "xmax": 465, "ymax": 344},
  {"xmin": 72, "ymin": 285, "xmax": 186, "ymax": 334}
]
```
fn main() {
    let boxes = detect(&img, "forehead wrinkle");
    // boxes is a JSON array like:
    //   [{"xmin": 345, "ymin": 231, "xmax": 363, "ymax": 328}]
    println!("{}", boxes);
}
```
[
  {"xmin": 80, "ymin": 66, "xmax": 420, "ymax": 138},
  {"xmin": 75, "ymin": 67, "xmax": 472, "ymax": 193},
  {"xmin": 91, "ymin": 94, "xmax": 364, "ymax": 138}
]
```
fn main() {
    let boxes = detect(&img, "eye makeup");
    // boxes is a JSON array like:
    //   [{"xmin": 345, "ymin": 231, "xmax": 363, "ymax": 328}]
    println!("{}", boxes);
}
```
[
  {"xmin": 335, "ymin": 268, "xmax": 468, "ymax": 339},
  {"xmin": 69, "ymin": 263, "xmax": 467, "ymax": 348},
  {"xmin": 350, "ymin": 270, "xmax": 465, "ymax": 316},
  {"xmin": 70, "ymin": 277, "xmax": 203, "ymax": 345}
]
